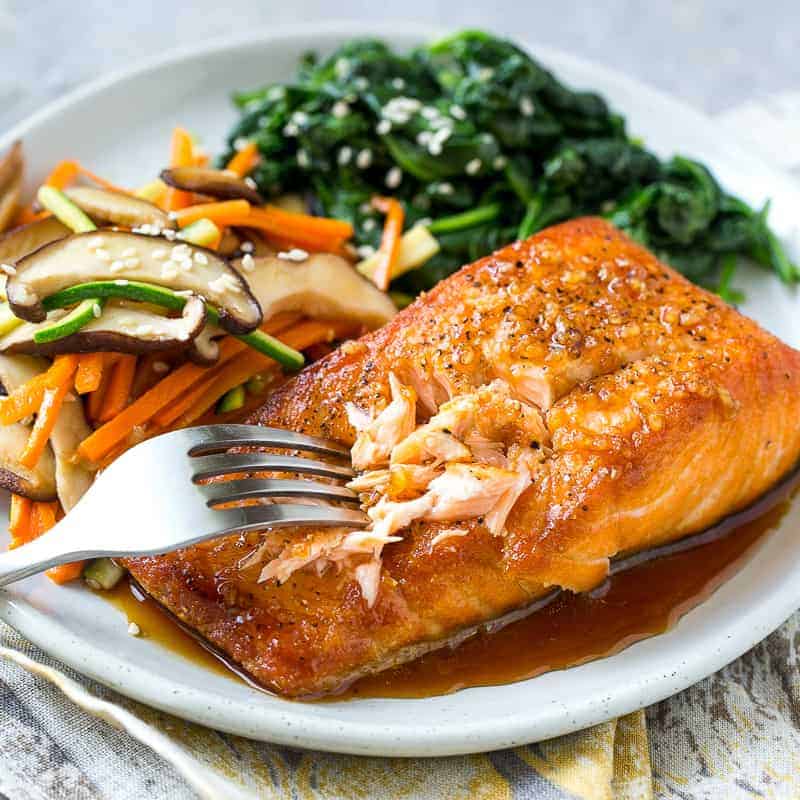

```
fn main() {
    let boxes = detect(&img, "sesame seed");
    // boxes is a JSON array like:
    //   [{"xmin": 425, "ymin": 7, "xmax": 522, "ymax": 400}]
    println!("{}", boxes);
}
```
[
  {"xmin": 291, "ymin": 111, "xmax": 309, "ymax": 126},
  {"xmin": 277, "ymin": 248, "xmax": 309, "ymax": 262},
  {"xmin": 478, "ymin": 67, "xmax": 494, "ymax": 81},
  {"xmin": 152, "ymin": 361, "xmax": 169, "ymax": 374},
  {"xmin": 282, "ymin": 123, "xmax": 299, "ymax": 137},
  {"xmin": 362, "ymin": 218, "xmax": 377, "ymax": 232},
  {"xmin": 436, "ymin": 182, "xmax": 454, "ymax": 196},
  {"xmin": 241, "ymin": 253, "xmax": 255, "ymax": 272},
  {"xmin": 161, "ymin": 262, "xmax": 179, "ymax": 280},
  {"xmin": 121, "ymin": 246, "xmax": 137, "ymax": 257},
  {"xmin": 334, "ymin": 57, "xmax": 351, "ymax": 78},
  {"xmin": 450, "ymin": 104, "xmax": 466, "ymax": 120},
  {"xmin": 332, "ymin": 101, "xmax": 350, "ymax": 118},
  {"xmin": 391, "ymin": 77, "xmax": 406, "ymax": 90},
  {"xmin": 233, "ymin": 137, "xmax": 250, "ymax": 151},
  {"xmin": 109, "ymin": 260, "xmax": 125, "ymax": 273},
  {"xmin": 194, "ymin": 251, "xmax": 209, "ymax": 265},
  {"xmin": 356, "ymin": 245, "xmax": 376, "ymax": 259},
  {"xmin": 416, "ymin": 130, "xmax": 433, "ymax": 146},
  {"xmin": 244, "ymin": 177, "xmax": 257, "ymax": 189},
  {"xmin": 127, "ymin": 622, "xmax": 141, "ymax": 636},
  {"xmin": 337, "ymin": 146, "xmax": 353, "ymax": 166},
  {"xmin": 520, "ymin": 97, "xmax": 535, "ymax": 117},
  {"xmin": 354, "ymin": 76, "xmax": 369, "ymax": 91},
  {"xmin": 385, "ymin": 166, "xmax": 403, "ymax": 189},
  {"xmin": 124, "ymin": 257, "xmax": 140, "ymax": 268},
  {"xmin": 162, "ymin": 229, "xmax": 176, "ymax": 241},
  {"xmin": 88, "ymin": 236, "xmax": 105, "ymax": 248},
  {"xmin": 114, "ymin": 279, "xmax": 130, "ymax": 286},
  {"xmin": 240, "ymin": 241, "xmax": 254, "ymax": 254},
  {"xmin": 296, "ymin": 149, "xmax": 311, "ymax": 168},
  {"xmin": 92, "ymin": 303, "xmax": 102, "ymax": 318},
  {"xmin": 356, "ymin": 149, "xmax": 373, "ymax": 169},
  {"xmin": 0, "ymin": 263, "xmax": 16, "ymax": 276},
  {"xmin": 152, "ymin": 248, "xmax": 167, "ymax": 260},
  {"xmin": 267, "ymin": 86, "xmax": 285, "ymax": 101},
  {"xmin": 94, "ymin": 248, "xmax": 111, "ymax": 262},
  {"xmin": 493, "ymin": 155, "xmax": 508, "ymax": 170},
  {"xmin": 167, "ymin": 212, "xmax": 178, "ymax": 221},
  {"xmin": 465, "ymin": 158, "xmax": 482, "ymax": 175},
  {"xmin": 376, "ymin": 119, "xmax": 392, "ymax": 135}
]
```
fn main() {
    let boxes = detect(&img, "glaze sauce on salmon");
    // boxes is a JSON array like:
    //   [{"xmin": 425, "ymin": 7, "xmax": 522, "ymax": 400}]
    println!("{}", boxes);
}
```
[{"xmin": 125, "ymin": 219, "xmax": 800, "ymax": 697}]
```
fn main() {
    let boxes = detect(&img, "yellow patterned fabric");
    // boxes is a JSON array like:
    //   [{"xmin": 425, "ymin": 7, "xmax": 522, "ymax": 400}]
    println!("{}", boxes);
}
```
[{"xmin": 3, "ymin": 615, "xmax": 800, "ymax": 799}]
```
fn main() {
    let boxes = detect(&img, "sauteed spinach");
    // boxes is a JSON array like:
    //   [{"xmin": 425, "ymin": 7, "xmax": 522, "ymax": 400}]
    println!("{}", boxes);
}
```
[{"xmin": 222, "ymin": 30, "xmax": 796, "ymax": 298}]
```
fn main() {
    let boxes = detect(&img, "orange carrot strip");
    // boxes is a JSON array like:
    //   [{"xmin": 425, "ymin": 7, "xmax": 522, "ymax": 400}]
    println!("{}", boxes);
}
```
[
  {"xmin": 8, "ymin": 494, "xmax": 33, "ymax": 548},
  {"xmin": 75, "ymin": 353, "xmax": 106, "ymax": 394},
  {"xmin": 78, "ymin": 338, "xmax": 246, "ymax": 463},
  {"xmin": 370, "ymin": 196, "xmax": 404, "ymax": 291},
  {"xmin": 77, "ymin": 166, "xmax": 127, "ymax": 194},
  {"xmin": 20, "ymin": 378, "xmax": 73, "ymax": 469},
  {"xmin": 194, "ymin": 152, "xmax": 210, "ymax": 168},
  {"xmin": 173, "ymin": 199, "xmax": 251, "ymax": 228},
  {"xmin": 259, "ymin": 205, "xmax": 353, "ymax": 239},
  {"xmin": 46, "ymin": 560, "xmax": 85, "ymax": 584},
  {"xmin": 97, "ymin": 354, "xmax": 137, "ymax": 423},
  {"xmin": 225, "ymin": 142, "xmax": 260, "ymax": 177},
  {"xmin": 0, "ymin": 355, "xmax": 78, "ymax": 425},
  {"xmin": 163, "ymin": 127, "xmax": 195, "ymax": 211},
  {"xmin": 86, "ymin": 354, "xmax": 119, "ymax": 424},
  {"xmin": 12, "ymin": 207, "xmax": 50, "ymax": 226},
  {"xmin": 217, "ymin": 213, "xmax": 346, "ymax": 254},
  {"xmin": 45, "ymin": 160, "xmax": 80, "ymax": 190}
]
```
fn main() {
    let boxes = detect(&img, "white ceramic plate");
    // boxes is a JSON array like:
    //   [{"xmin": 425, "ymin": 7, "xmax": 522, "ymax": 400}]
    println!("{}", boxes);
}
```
[{"xmin": 1, "ymin": 22, "xmax": 799, "ymax": 758}]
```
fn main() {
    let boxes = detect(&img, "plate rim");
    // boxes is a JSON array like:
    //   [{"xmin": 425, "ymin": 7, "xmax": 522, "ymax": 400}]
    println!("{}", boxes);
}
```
[{"xmin": 1, "ymin": 20, "xmax": 799, "ymax": 757}]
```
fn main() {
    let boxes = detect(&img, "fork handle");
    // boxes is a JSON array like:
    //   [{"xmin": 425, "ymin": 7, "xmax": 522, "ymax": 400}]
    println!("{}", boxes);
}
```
[{"xmin": 0, "ymin": 518, "xmax": 90, "ymax": 587}]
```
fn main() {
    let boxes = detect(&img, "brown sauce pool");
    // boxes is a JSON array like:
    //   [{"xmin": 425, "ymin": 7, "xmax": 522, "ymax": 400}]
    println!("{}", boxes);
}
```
[{"xmin": 103, "ymin": 490, "xmax": 793, "ymax": 701}]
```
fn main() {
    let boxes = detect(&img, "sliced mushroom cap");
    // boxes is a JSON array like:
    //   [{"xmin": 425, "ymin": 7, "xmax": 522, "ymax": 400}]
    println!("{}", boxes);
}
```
[
  {"xmin": 188, "ymin": 323, "xmax": 223, "ymax": 365},
  {"xmin": 0, "ymin": 353, "xmax": 92, "ymax": 510},
  {"xmin": 233, "ymin": 253, "xmax": 396, "ymax": 330},
  {"xmin": 7, "ymin": 231, "xmax": 262, "ymax": 333},
  {"xmin": 0, "ymin": 421, "xmax": 57, "ymax": 500},
  {"xmin": 161, "ymin": 166, "xmax": 264, "ymax": 204},
  {"xmin": 65, "ymin": 186, "xmax": 175, "ymax": 231},
  {"xmin": 0, "ymin": 141, "xmax": 23, "ymax": 234},
  {"xmin": 0, "ymin": 216, "xmax": 71, "ymax": 265},
  {"xmin": 0, "ymin": 296, "xmax": 207, "ymax": 356}
]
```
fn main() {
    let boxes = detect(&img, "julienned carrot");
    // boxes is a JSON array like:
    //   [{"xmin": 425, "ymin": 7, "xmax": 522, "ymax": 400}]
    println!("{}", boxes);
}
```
[
  {"xmin": 75, "ymin": 353, "xmax": 105, "ymax": 394},
  {"xmin": 217, "ymin": 213, "xmax": 346, "ymax": 254},
  {"xmin": 8, "ymin": 494, "xmax": 33, "ymax": 548},
  {"xmin": 46, "ymin": 559, "xmax": 85, "ymax": 584},
  {"xmin": 13, "ymin": 207, "xmax": 50, "ymax": 226},
  {"xmin": 225, "ymin": 141, "xmax": 260, "ymax": 177},
  {"xmin": 173, "ymin": 199, "xmax": 251, "ymax": 228},
  {"xmin": 259, "ymin": 205, "xmax": 353, "ymax": 239},
  {"xmin": 163, "ymin": 127, "xmax": 195, "ymax": 212},
  {"xmin": 45, "ymin": 160, "xmax": 80, "ymax": 190},
  {"xmin": 0, "ymin": 354, "xmax": 79, "ymax": 425},
  {"xmin": 78, "ymin": 338, "xmax": 247, "ymax": 463},
  {"xmin": 97, "ymin": 354, "xmax": 137, "ymax": 423},
  {"xmin": 86, "ymin": 354, "xmax": 118, "ymax": 424},
  {"xmin": 20, "ymin": 375, "xmax": 73, "ymax": 469},
  {"xmin": 370, "ymin": 196, "xmax": 404, "ymax": 291},
  {"xmin": 24, "ymin": 501, "xmax": 84, "ymax": 583},
  {"xmin": 77, "ymin": 166, "xmax": 127, "ymax": 194}
]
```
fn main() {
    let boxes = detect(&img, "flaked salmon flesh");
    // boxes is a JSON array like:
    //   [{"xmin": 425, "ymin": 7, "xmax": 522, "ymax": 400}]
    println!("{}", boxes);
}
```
[{"xmin": 125, "ymin": 218, "xmax": 800, "ymax": 697}]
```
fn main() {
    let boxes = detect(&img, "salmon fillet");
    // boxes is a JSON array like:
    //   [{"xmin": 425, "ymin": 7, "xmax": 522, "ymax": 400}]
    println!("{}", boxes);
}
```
[{"xmin": 125, "ymin": 218, "xmax": 800, "ymax": 697}]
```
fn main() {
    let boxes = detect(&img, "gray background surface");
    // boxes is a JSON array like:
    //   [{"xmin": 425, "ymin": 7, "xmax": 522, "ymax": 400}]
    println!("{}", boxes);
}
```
[{"xmin": 1, "ymin": 0, "xmax": 799, "ymax": 130}]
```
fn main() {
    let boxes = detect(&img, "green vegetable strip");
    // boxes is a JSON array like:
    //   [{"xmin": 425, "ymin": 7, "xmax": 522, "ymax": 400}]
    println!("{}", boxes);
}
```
[
  {"xmin": 428, "ymin": 204, "xmax": 502, "ymax": 235},
  {"xmin": 43, "ymin": 281, "xmax": 305, "ymax": 370},
  {"xmin": 35, "ymin": 186, "xmax": 102, "ymax": 340},
  {"xmin": 33, "ymin": 298, "xmax": 105, "ymax": 344},
  {"xmin": 221, "ymin": 30, "xmax": 797, "ymax": 296}
]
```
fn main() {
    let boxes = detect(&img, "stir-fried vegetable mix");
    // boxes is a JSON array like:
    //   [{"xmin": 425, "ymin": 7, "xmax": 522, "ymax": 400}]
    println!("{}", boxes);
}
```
[{"xmin": 222, "ymin": 30, "xmax": 797, "ymax": 300}]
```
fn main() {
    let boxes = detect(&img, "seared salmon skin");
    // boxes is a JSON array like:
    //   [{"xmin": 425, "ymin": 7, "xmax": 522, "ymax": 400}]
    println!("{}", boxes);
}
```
[{"xmin": 126, "ymin": 218, "xmax": 800, "ymax": 697}]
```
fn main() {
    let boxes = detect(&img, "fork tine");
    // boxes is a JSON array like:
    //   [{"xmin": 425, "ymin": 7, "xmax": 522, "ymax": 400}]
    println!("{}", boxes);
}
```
[
  {"xmin": 201, "ymin": 478, "xmax": 360, "ymax": 507},
  {"xmin": 186, "ymin": 424, "xmax": 350, "ymax": 459},
  {"xmin": 191, "ymin": 453, "xmax": 355, "ymax": 482},
  {"xmin": 210, "ymin": 503, "xmax": 369, "ymax": 535}
]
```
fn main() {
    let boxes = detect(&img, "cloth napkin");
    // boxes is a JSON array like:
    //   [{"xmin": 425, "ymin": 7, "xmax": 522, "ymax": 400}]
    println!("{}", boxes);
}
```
[{"xmin": 2, "ymin": 97, "xmax": 800, "ymax": 800}]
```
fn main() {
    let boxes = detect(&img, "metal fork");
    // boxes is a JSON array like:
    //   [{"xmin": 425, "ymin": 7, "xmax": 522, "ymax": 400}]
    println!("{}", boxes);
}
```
[{"xmin": 0, "ymin": 424, "xmax": 369, "ymax": 587}]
